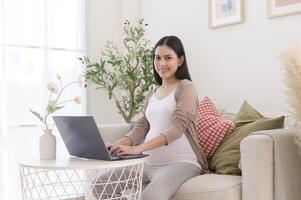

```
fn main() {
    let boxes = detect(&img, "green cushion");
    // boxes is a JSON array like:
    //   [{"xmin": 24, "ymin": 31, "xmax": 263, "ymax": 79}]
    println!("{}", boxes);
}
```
[{"xmin": 209, "ymin": 101, "xmax": 285, "ymax": 175}]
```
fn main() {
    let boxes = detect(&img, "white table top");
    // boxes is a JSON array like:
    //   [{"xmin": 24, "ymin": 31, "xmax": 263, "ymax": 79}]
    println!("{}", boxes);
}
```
[{"xmin": 19, "ymin": 156, "xmax": 145, "ymax": 170}]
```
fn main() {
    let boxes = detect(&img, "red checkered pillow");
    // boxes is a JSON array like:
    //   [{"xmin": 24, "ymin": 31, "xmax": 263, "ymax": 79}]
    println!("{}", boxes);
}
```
[{"xmin": 196, "ymin": 97, "xmax": 235, "ymax": 160}]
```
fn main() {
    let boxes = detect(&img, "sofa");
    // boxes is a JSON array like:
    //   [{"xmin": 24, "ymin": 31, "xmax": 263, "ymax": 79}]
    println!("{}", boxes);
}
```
[{"xmin": 98, "ymin": 115, "xmax": 301, "ymax": 200}]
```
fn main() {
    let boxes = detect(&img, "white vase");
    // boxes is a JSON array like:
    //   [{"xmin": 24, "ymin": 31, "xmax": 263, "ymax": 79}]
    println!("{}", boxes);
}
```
[{"xmin": 40, "ymin": 129, "xmax": 56, "ymax": 160}]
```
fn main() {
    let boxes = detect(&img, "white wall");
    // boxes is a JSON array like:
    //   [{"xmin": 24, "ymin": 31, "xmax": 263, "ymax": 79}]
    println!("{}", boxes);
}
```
[
  {"xmin": 86, "ymin": 0, "xmax": 122, "ymax": 124},
  {"xmin": 87, "ymin": 0, "xmax": 301, "ymax": 124},
  {"xmin": 86, "ymin": 0, "xmax": 140, "ymax": 124}
]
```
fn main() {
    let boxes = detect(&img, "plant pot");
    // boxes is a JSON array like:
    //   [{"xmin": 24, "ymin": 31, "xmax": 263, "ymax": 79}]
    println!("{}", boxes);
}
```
[{"xmin": 40, "ymin": 129, "xmax": 56, "ymax": 160}]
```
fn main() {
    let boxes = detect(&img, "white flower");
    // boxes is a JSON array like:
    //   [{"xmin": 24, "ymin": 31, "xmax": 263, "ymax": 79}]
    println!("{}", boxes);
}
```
[
  {"xmin": 31, "ymin": 76, "xmax": 84, "ymax": 130},
  {"xmin": 78, "ymin": 75, "xmax": 86, "ymax": 88},
  {"xmin": 74, "ymin": 96, "xmax": 81, "ymax": 104},
  {"xmin": 47, "ymin": 82, "xmax": 59, "ymax": 94}
]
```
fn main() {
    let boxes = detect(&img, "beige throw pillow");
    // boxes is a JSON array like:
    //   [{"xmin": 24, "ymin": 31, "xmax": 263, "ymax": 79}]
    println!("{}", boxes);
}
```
[{"xmin": 210, "ymin": 101, "xmax": 285, "ymax": 175}]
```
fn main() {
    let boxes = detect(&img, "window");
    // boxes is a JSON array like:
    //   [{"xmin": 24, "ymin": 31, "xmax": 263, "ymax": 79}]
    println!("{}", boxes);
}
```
[{"xmin": 0, "ymin": 0, "xmax": 85, "ymax": 199}]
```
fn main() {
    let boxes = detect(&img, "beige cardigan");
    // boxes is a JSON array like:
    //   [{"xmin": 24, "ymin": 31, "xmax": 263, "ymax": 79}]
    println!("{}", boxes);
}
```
[{"xmin": 126, "ymin": 79, "xmax": 209, "ymax": 173}]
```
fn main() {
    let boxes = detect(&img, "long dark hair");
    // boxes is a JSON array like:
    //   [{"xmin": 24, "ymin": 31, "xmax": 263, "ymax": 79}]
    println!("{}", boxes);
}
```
[{"xmin": 152, "ymin": 36, "xmax": 192, "ymax": 85}]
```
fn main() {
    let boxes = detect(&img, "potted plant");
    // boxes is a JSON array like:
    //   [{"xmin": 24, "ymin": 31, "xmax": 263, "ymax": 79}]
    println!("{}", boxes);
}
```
[
  {"xmin": 30, "ymin": 74, "xmax": 84, "ymax": 159},
  {"xmin": 80, "ymin": 19, "xmax": 156, "ymax": 123}
]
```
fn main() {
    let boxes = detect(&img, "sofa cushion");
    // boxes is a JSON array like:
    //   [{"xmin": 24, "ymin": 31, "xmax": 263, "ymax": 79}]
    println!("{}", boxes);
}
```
[
  {"xmin": 210, "ymin": 101, "xmax": 285, "ymax": 175},
  {"xmin": 172, "ymin": 174, "xmax": 242, "ymax": 200},
  {"xmin": 98, "ymin": 124, "xmax": 132, "ymax": 143},
  {"xmin": 196, "ymin": 97, "xmax": 235, "ymax": 159}
]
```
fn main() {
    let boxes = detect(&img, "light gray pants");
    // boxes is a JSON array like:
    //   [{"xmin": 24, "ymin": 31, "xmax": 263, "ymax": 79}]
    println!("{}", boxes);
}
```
[
  {"xmin": 92, "ymin": 162, "xmax": 200, "ymax": 200},
  {"xmin": 141, "ymin": 162, "xmax": 200, "ymax": 200}
]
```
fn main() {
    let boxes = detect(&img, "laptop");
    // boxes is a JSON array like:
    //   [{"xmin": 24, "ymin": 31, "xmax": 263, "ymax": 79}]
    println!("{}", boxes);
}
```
[{"xmin": 52, "ymin": 116, "xmax": 148, "ymax": 160}]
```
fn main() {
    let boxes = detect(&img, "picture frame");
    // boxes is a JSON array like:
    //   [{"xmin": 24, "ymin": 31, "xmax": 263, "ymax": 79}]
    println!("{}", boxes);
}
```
[
  {"xmin": 208, "ymin": 0, "xmax": 244, "ymax": 29},
  {"xmin": 267, "ymin": 0, "xmax": 301, "ymax": 18}
]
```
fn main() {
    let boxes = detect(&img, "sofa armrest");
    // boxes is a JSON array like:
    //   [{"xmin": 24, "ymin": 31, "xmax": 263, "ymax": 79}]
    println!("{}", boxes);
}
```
[
  {"xmin": 240, "ymin": 128, "xmax": 301, "ymax": 200},
  {"xmin": 240, "ymin": 133, "xmax": 274, "ymax": 200},
  {"xmin": 97, "ymin": 123, "xmax": 132, "ymax": 143}
]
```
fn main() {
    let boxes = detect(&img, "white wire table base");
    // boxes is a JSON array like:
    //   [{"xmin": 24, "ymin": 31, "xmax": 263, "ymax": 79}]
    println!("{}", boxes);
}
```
[{"xmin": 20, "ymin": 163, "xmax": 144, "ymax": 200}]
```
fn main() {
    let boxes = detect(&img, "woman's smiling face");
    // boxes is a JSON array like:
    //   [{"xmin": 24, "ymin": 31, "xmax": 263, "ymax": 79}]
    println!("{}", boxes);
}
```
[{"xmin": 154, "ymin": 45, "xmax": 183, "ymax": 81}]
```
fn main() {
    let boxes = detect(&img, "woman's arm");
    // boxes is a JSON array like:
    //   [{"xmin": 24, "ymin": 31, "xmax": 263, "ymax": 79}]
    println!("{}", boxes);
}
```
[
  {"xmin": 123, "ymin": 89, "xmax": 155, "ymax": 145},
  {"xmin": 160, "ymin": 81, "xmax": 199, "ymax": 144}
]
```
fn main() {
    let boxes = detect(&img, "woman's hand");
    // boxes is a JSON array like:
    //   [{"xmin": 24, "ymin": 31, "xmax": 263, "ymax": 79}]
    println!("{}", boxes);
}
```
[
  {"xmin": 107, "ymin": 143, "xmax": 142, "ymax": 156},
  {"xmin": 106, "ymin": 143, "xmax": 121, "ymax": 156},
  {"xmin": 116, "ymin": 145, "xmax": 143, "ymax": 156}
]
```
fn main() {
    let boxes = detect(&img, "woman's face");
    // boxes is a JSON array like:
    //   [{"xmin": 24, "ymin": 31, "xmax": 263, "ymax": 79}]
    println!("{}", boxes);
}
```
[{"xmin": 154, "ymin": 45, "xmax": 183, "ymax": 81}]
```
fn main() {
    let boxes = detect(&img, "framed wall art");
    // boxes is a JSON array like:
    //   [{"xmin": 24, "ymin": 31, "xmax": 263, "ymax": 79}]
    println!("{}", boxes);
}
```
[
  {"xmin": 267, "ymin": 0, "xmax": 301, "ymax": 18},
  {"xmin": 208, "ymin": 0, "xmax": 244, "ymax": 28}
]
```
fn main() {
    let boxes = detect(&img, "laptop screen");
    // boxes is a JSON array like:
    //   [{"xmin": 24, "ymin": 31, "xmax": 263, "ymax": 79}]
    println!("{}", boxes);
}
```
[{"xmin": 53, "ymin": 116, "xmax": 112, "ymax": 160}]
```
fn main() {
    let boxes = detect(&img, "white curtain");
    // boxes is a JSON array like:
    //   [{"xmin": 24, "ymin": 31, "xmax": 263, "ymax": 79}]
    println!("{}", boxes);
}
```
[{"xmin": 0, "ymin": 0, "xmax": 86, "ymax": 199}]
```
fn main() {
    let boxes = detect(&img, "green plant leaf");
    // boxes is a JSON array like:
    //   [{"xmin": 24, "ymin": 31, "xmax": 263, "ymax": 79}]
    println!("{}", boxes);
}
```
[
  {"xmin": 49, "ymin": 100, "xmax": 56, "ymax": 106},
  {"xmin": 80, "ymin": 18, "xmax": 156, "ymax": 122},
  {"xmin": 29, "ymin": 109, "xmax": 44, "ymax": 122},
  {"xmin": 47, "ymin": 104, "xmax": 64, "ymax": 114}
]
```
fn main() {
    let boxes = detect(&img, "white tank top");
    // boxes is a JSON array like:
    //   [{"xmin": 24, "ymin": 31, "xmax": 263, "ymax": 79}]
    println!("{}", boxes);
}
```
[{"xmin": 144, "ymin": 89, "xmax": 200, "ymax": 168}]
